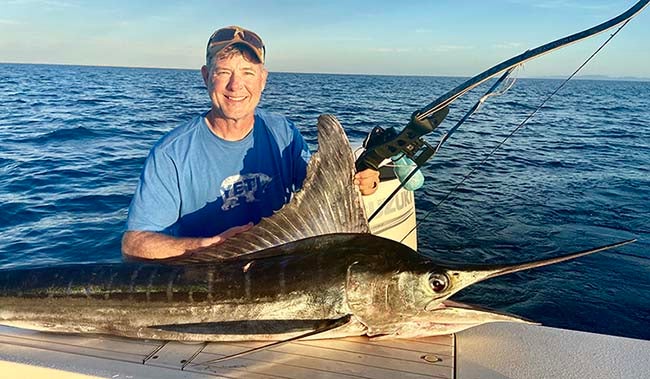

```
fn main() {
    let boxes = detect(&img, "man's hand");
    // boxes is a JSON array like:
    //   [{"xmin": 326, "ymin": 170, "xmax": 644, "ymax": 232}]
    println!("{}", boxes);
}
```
[
  {"xmin": 354, "ymin": 168, "xmax": 380, "ymax": 196},
  {"xmin": 198, "ymin": 222, "xmax": 253, "ymax": 248}
]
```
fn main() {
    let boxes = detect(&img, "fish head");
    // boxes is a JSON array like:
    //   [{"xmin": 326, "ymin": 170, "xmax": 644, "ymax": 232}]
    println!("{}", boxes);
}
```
[
  {"xmin": 346, "ymin": 238, "xmax": 634, "ymax": 337},
  {"xmin": 343, "ymin": 254, "xmax": 565, "ymax": 337},
  {"xmin": 344, "ymin": 254, "xmax": 497, "ymax": 325},
  {"xmin": 344, "ymin": 252, "xmax": 452, "ymax": 336}
]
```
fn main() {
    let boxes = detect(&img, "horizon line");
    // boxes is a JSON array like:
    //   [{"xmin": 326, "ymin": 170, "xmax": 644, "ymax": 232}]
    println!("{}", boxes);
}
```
[{"xmin": 2, "ymin": 61, "xmax": 649, "ymax": 82}]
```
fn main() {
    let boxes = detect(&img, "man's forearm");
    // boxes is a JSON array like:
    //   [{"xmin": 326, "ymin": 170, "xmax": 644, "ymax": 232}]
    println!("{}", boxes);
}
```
[{"xmin": 121, "ymin": 231, "xmax": 208, "ymax": 260}]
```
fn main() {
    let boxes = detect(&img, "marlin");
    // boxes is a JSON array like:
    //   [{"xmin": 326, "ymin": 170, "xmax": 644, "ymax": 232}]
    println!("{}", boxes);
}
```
[{"xmin": 0, "ymin": 115, "xmax": 634, "ymax": 343}]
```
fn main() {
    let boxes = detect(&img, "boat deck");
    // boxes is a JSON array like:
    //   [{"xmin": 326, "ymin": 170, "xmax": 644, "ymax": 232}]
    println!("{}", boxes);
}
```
[
  {"xmin": 0, "ymin": 325, "xmax": 454, "ymax": 378},
  {"xmin": 4, "ymin": 323, "xmax": 650, "ymax": 378}
]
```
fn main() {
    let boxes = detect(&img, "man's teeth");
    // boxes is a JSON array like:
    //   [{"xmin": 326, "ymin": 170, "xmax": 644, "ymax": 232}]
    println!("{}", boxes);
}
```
[{"xmin": 227, "ymin": 96, "xmax": 245, "ymax": 101}]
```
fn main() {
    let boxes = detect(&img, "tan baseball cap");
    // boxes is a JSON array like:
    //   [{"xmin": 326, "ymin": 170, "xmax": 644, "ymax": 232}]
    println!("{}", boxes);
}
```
[{"xmin": 206, "ymin": 25, "xmax": 265, "ymax": 64}]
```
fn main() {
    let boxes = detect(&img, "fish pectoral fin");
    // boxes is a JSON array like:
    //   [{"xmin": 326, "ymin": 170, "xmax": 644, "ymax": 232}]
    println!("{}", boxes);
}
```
[
  {"xmin": 150, "ymin": 318, "xmax": 348, "ymax": 335},
  {"xmin": 189, "ymin": 314, "xmax": 352, "ymax": 368}
]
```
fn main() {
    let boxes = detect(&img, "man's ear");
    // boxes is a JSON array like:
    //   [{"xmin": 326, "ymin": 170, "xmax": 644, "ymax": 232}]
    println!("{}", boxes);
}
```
[
  {"xmin": 201, "ymin": 65, "xmax": 209, "ymax": 87},
  {"xmin": 261, "ymin": 68, "xmax": 268, "ymax": 91}
]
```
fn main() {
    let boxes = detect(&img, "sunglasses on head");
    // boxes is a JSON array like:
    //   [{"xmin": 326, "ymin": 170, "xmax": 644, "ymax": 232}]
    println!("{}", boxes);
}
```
[{"xmin": 209, "ymin": 26, "xmax": 265, "ymax": 51}]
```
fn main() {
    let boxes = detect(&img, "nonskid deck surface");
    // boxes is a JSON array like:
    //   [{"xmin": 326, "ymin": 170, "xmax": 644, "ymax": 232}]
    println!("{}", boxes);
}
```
[{"xmin": 0, "ymin": 325, "xmax": 454, "ymax": 379}]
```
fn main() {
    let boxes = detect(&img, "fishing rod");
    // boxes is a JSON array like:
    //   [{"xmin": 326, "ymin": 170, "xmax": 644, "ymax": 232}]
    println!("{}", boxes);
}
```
[
  {"xmin": 356, "ymin": 0, "xmax": 649, "ymax": 222},
  {"xmin": 400, "ymin": 12, "xmax": 646, "ymax": 245}
]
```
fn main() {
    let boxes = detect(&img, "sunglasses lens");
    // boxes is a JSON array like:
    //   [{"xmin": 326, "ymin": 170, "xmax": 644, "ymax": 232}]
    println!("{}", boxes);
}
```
[
  {"xmin": 241, "ymin": 32, "xmax": 264, "ymax": 49},
  {"xmin": 212, "ymin": 28, "xmax": 237, "ymax": 42}
]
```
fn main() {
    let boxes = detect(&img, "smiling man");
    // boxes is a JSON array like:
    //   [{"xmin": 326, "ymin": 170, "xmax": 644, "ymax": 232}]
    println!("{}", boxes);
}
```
[{"xmin": 122, "ymin": 26, "xmax": 379, "ymax": 260}]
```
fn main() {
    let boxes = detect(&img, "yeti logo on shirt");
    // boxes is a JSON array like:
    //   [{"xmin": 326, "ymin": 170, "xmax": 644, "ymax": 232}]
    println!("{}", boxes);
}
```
[{"xmin": 220, "ymin": 173, "xmax": 272, "ymax": 211}]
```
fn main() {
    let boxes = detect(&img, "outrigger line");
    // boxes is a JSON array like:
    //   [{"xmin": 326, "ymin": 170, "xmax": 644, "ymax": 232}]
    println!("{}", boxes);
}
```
[
  {"xmin": 356, "ymin": 0, "xmax": 649, "ymax": 227},
  {"xmin": 367, "ymin": 67, "xmax": 517, "ymax": 223}
]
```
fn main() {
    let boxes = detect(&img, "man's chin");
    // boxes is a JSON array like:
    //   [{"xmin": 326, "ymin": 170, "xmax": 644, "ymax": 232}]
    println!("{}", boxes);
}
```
[{"xmin": 218, "ymin": 110, "xmax": 255, "ymax": 124}]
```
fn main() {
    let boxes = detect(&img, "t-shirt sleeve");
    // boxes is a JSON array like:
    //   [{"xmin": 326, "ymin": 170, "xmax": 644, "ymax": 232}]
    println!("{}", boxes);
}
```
[{"xmin": 126, "ymin": 148, "xmax": 181, "ymax": 233}]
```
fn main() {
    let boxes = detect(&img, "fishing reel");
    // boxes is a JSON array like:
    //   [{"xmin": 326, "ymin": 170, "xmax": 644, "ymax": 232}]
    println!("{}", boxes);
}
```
[{"xmin": 355, "ymin": 106, "xmax": 449, "ymax": 172}]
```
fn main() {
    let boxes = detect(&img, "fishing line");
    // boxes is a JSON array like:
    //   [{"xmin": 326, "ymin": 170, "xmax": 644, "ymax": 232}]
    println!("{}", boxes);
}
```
[
  {"xmin": 475, "ymin": 68, "xmax": 518, "ymax": 112},
  {"xmin": 436, "ymin": 66, "xmax": 519, "ymax": 152},
  {"xmin": 596, "ymin": 226, "xmax": 650, "ymax": 261},
  {"xmin": 399, "ymin": 18, "xmax": 636, "ymax": 245},
  {"xmin": 610, "ymin": 251, "xmax": 650, "ymax": 261}
]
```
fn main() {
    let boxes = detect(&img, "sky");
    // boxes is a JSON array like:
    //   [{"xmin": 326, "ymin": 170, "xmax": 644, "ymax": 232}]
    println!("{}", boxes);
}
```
[{"xmin": 1, "ymin": 0, "xmax": 649, "ymax": 78}]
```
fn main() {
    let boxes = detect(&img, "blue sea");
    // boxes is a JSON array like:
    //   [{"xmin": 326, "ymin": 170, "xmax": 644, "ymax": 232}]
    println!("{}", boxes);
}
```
[{"xmin": 1, "ymin": 63, "xmax": 648, "ymax": 340}]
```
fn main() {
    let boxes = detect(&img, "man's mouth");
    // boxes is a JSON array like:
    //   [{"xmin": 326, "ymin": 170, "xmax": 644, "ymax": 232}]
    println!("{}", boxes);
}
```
[{"xmin": 225, "ymin": 95, "xmax": 246, "ymax": 102}]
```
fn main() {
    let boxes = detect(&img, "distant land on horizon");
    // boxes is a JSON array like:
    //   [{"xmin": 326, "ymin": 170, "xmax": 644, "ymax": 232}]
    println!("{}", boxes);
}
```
[
  {"xmin": 1, "ymin": 62, "xmax": 649, "ymax": 82},
  {"xmin": 536, "ymin": 74, "xmax": 650, "ymax": 82}
]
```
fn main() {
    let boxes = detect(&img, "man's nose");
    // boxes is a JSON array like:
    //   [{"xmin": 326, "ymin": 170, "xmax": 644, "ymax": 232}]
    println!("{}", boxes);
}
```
[{"xmin": 227, "ymin": 73, "xmax": 243, "ymax": 91}]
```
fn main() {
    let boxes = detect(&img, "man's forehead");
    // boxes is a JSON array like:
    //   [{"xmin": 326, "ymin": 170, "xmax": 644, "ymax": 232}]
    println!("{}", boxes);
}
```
[
  {"xmin": 213, "ymin": 53, "xmax": 263, "ymax": 68},
  {"xmin": 213, "ymin": 56, "xmax": 261, "ymax": 70}
]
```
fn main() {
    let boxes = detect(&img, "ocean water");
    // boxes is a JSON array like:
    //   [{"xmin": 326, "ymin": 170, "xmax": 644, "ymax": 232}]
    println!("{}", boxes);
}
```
[{"xmin": 1, "ymin": 63, "xmax": 649, "ymax": 340}]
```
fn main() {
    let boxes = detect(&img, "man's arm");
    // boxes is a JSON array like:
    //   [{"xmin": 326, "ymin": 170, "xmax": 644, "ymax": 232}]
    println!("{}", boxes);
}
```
[{"xmin": 121, "ymin": 223, "xmax": 252, "ymax": 260}]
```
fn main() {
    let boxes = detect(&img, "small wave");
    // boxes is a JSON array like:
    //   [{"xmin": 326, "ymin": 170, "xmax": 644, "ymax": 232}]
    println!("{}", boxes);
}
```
[
  {"xmin": 0, "ymin": 201, "xmax": 48, "ymax": 227},
  {"xmin": 499, "ymin": 100, "xmax": 561, "ymax": 112},
  {"xmin": 34, "ymin": 126, "xmax": 100, "ymax": 142},
  {"xmin": 54, "ymin": 193, "xmax": 132, "ymax": 214},
  {"xmin": 594, "ymin": 105, "xmax": 632, "ymax": 113},
  {"xmin": 76, "ymin": 98, "xmax": 109, "ymax": 105},
  {"xmin": 104, "ymin": 94, "xmax": 135, "ymax": 101},
  {"xmin": 0, "ymin": 157, "xmax": 16, "ymax": 169},
  {"xmin": 4, "ymin": 98, "xmax": 28, "ymax": 104}
]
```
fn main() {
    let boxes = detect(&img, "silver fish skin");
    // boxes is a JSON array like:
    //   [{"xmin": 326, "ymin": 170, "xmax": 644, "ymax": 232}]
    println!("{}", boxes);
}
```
[
  {"xmin": 0, "ymin": 234, "xmax": 356, "ymax": 341},
  {"xmin": 0, "ymin": 234, "xmax": 423, "ymax": 341}
]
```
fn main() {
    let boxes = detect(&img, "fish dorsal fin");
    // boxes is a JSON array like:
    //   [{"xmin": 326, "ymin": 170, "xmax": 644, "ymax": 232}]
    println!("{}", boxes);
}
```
[{"xmin": 175, "ymin": 114, "xmax": 369, "ymax": 263}]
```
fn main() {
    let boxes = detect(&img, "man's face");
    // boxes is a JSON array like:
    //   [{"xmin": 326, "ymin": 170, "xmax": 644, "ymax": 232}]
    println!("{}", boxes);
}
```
[{"xmin": 202, "ymin": 52, "xmax": 267, "ymax": 123}]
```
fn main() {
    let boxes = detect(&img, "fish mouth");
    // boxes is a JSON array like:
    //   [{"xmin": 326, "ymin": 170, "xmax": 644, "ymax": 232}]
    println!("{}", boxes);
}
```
[
  {"xmin": 424, "ymin": 300, "xmax": 446, "ymax": 312},
  {"xmin": 421, "ymin": 300, "xmax": 536, "ymax": 325}
]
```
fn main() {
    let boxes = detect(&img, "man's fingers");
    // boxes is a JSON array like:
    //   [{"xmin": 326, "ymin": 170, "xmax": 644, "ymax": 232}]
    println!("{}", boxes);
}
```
[
  {"xmin": 354, "ymin": 168, "xmax": 380, "ymax": 196},
  {"xmin": 355, "ymin": 169, "xmax": 379, "ymax": 180},
  {"xmin": 222, "ymin": 222, "xmax": 253, "ymax": 238},
  {"xmin": 199, "ymin": 222, "xmax": 254, "ymax": 248},
  {"xmin": 199, "ymin": 235, "xmax": 224, "ymax": 248}
]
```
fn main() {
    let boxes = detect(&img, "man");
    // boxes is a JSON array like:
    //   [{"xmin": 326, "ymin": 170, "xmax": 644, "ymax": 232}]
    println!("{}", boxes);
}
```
[{"xmin": 122, "ymin": 26, "xmax": 379, "ymax": 260}]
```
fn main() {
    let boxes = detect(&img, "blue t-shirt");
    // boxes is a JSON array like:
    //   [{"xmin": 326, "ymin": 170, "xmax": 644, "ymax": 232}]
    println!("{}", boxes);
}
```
[{"xmin": 126, "ymin": 109, "xmax": 310, "ymax": 238}]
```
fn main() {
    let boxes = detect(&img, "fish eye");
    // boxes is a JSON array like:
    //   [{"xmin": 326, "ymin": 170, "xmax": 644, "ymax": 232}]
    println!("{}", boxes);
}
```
[{"xmin": 428, "ymin": 273, "xmax": 449, "ymax": 293}]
